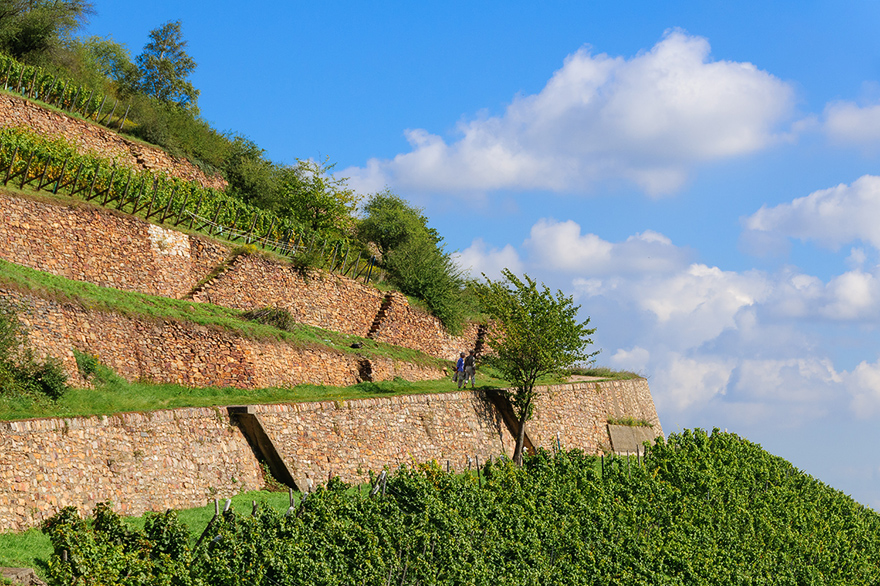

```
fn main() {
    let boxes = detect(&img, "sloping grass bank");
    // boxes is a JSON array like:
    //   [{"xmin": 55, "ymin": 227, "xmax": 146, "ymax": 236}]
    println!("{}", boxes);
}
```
[
  {"xmin": 0, "ymin": 489, "xmax": 299, "ymax": 575},
  {"xmin": 0, "ymin": 258, "xmax": 437, "ymax": 366}
]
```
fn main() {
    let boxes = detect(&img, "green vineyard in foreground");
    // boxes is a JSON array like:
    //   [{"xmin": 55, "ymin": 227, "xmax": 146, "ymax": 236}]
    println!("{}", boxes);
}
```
[{"xmin": 39, "ymin": 429, "xmax": 880, "ymax": 585}]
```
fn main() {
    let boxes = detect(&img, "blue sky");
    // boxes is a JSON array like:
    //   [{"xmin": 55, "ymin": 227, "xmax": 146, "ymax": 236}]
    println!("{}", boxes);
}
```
[{"xmin": 86, "ymin": 1, "xmax": 880, "ymax": 509}]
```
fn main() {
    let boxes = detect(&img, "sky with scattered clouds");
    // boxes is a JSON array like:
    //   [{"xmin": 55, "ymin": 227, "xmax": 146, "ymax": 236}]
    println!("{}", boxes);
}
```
[{"xmin": 87, "ymin": 0, "xmax": 880, "ymax": 509}]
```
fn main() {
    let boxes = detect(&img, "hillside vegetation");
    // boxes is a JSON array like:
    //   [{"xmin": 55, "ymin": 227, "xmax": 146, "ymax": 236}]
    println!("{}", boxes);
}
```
[
  {"xmin": 33, "ymin": 428, "xmax": 880, "ymax": 585},
  {"xmin": 0, "ymin": 3, "xmax": 475, "ymax": 331},
  {"xmin": 0, "ymin": 256, "xmax": 482, "ymax": 420}
]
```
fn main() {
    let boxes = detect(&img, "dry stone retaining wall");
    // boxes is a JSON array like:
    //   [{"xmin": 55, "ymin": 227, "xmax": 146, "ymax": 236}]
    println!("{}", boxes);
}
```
[
  {"xmin": 0, "ymin": 193, "xmax": 229, "ymax": 299},
  {"xmin": 0, "ymin": 102, "xmax": 668, "ymax": 534},
  {"xmin": 0, "ymin": 378, "xmax": 662, "ymax": 532},
  {"xmin": 3, "ymin": 287, "xmax": 442, "ymax": 389},
  {"xmin": 527, "ymin": 379, "xmax": 663, "ymax": 455},
  {"xmin": 0, "ymin": 93, "xmax": 226, "ymax": 189},
  {"xmin": 252, "ymin": 379, "xmax": 663, "ymax": 491},
  {"xmin": 369, "ymin": 292, "xmax": 482, "ymax": 360},
  {"xmin": 0, "ymin": 407, "xmax": 263, "ymax": 532},
  {"xmin": 191, "ymin": 253, "xmax": 385, "ymax": 338},
  {"xmin": 0, "ymin": 192, "xmax": 479, "ymax": 361},
  {"xmin": 194, "ymin": 258, "xmax": 482, "ymax": 360},
  {"xmin": 253, "ymin": 391, "xmax": 513, "ymax": 490}
]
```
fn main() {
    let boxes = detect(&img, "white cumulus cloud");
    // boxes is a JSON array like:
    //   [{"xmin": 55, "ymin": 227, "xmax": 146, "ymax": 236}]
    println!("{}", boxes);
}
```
[
  {"xmin": 824, "ymin": 100, "xmax": 880, "ymax": 148},
  {"xmin": 653, "ymin": 353, "xmax": 735, "ymax": 411},
  {"xmin": 452, "ymin": 239, "xmax": 523, "ymax": 280},
  {"xmin": 524, "ymin": 219, "xmax": 692, "ymax": 274},
  {"xmin": 846, "ymin": 358, "xmax": 880, "ymax": 418},
  {"xmin": 344, "ymin": 30, "xmax": 795, "ymax": 197},
  {"xmin": 609, "ymin": 346, "xmax": 651, "ymax": 373},
  {"xmin": 742, "ymin": 175, "xmax": 880, "ymax": 251}
]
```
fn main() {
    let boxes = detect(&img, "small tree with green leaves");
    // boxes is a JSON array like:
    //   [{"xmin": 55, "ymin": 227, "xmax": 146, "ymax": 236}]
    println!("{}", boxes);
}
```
[
  {"xmin": 476, "ymin": 269, "xmax": 597, "ymax": 465},
  {"xmin": 134, "ymin": 20, "xmax": 199, "ymax": 110},
  {"xmin": 277, "ymin": 158, "xmax": 361, "ymax": 237}
]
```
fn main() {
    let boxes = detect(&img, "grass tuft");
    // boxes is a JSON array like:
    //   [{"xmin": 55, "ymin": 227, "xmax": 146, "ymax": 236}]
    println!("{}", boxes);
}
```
[{"xmin": 566, "ymin": 365, "xmax": 642, "ymax": 380}]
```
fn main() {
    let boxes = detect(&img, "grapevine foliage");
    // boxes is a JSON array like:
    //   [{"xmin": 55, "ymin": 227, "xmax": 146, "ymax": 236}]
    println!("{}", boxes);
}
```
[
  {"xmin": 42, "ymin": 429, "xmax": 880, "ymax": 585},
  {"xmin": 0, "ymin": 126, "xmax": 350, "ymax": 264}
]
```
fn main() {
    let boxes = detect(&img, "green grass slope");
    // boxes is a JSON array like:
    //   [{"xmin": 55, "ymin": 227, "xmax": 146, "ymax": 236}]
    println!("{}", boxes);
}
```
[{"xmin": 0, "ymin": 257, "xmax": 478, "ymax": 420}]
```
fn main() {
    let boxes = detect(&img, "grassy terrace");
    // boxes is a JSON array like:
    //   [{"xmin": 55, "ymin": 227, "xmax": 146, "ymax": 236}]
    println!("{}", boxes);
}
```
[
  {"xmin": 0, "ymin": 257, "xmax": 470, "ymax": 420},
  {"xmin": 0, "ymin": 257, "xmax": 440, "ymax": 362},
  {"xmin": 0, "ymin": 256, "xmax": 638, "ymax": 421}
]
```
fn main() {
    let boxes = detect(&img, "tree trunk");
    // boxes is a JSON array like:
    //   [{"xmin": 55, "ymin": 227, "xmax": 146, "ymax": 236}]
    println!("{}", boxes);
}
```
[{"xmin": 513, "ymin": 413, "xmax": 528, "ymax": 466}]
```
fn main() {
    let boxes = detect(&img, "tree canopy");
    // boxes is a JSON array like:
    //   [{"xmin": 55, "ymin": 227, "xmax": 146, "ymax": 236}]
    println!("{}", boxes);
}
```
[
  {"xmin": 134, "ymin": 20, "xmax": 198, "ymax": 110},
  {"xmin": 0, "ymin": 0, "xmax": 93, "ymax": 62},
  {"xmin": 359, "ymin": 191, "xmax": 468, "ymax": 332},
  {"xmin": 277, "ymin": 158, "xmax": 360, "ymax": 237},
  {"xmin": 358, "ymin": 190, "xmax": 440, "ymax": 255},
  {"xmin": 477, "ymin": 269, "xmax": 598, "ymax": 464}
]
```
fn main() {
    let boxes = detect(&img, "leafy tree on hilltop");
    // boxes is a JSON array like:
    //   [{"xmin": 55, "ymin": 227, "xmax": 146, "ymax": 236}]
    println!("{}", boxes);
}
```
[
  {"xmin": 0, "ymin": 0, "xmax": 93, "ymax": 62},
  {"xmin": 277, "ymin": 158, "xmax": 361, "ymax": 237},
  {"xmin": 359, "ymin": 191, "xmax": 468, "ymax": 332},
  {"xmin": 134, "ymin": 20, "xmax": 199, "ymax": 110},
  {"xmin": 476, "ymin": 270, "xmax": 598, "ymax": 465},
  {"xmin": 223, "ymin": 135, "xmax": 281, "ymax": 206},
  {"xmin": 358, "ymin": 190, "xmax": 440, "ymax": 255},
  {"xmin": 74, "ymin": 35, "xmax": 138, "ymax": 90}
]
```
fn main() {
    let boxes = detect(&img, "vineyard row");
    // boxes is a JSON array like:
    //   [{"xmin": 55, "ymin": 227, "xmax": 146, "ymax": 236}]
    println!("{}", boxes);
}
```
[{"xmin": 0, "ymin": 126, "xmax": 381, "ymax": 283}]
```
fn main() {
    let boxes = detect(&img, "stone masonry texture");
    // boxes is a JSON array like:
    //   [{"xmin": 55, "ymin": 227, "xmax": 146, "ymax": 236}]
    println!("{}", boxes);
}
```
[
  {"xmin": 0, "ymin": 192, "xmax": 480, "ymax": 361},
  {"xmin": 191, "ymin": 252, "xmax": 387, "ymax": 338},
  {"xmin": 0, "ymin": 193, "xmax": 229, "ymax": 299},
  {"xmin": 369, "ymin": 291, "xmax": 483, "ymax": 360},
  {"xmin": 257, "ymin": 380, "xmax": 662, "ymax": 489},
  {"xmin": 0, "ymin": 407, "xmax": 263, "ymax": 532},
  {"xmin": 527, "ymin": 380, "xmax": 663, "ymax": 455},
  {"xmin": 1, "ymin": 287, "xmax": 443, "ymax": 389},
  {"xmin": 0, "ymin": 379, "xmax": 661, "ymax": 531},
  {"xmin": 192, "ymin": 256, "xmax": 482, "ymax": 360}
]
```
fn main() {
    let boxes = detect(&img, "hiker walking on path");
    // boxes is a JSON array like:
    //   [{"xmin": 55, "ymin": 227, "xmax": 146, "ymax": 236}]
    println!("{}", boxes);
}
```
[
  {"xmin": 462, "ymin": 350, "xmax": 477, "ymax": 389},
  {"xmin": 455, "ymin": 352, "xmax": 465, "ymax": 385}
]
